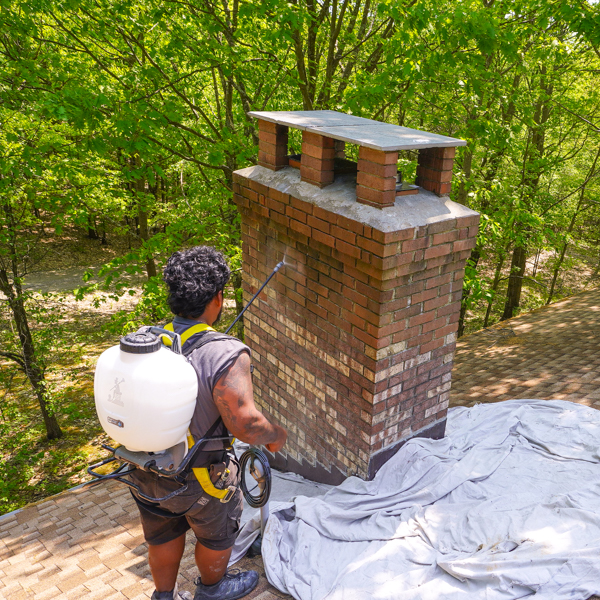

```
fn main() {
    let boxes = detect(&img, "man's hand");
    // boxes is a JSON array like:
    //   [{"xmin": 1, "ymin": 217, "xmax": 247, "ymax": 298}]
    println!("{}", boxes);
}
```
[
  {"xmin": 213, "ymin": 352, "xmax": 288, "ymax": 451},
  {"xmin": 265, "ymin": 425, "xmax": 287, "ymax": 454}
]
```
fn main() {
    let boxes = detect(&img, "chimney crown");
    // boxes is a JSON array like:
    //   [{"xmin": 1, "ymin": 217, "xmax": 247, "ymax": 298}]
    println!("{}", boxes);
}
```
[{"xmin": 250, "ymin": 110, "xmax": 466, "ymax": 206}]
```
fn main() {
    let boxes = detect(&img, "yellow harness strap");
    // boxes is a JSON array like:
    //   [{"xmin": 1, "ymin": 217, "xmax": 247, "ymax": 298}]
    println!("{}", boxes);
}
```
[
  {"xmin": 186, "ymin": 432, "xmax": 234, "ymax": 501},
  {"xmin": 162, "ymin": 322, "xmax": 215, "ymax": 347}
]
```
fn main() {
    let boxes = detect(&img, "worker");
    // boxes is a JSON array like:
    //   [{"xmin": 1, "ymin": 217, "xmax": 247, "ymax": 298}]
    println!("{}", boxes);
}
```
[{"xmin": 129, "ymin": 246, "xmax": 288, "ymax": 600}]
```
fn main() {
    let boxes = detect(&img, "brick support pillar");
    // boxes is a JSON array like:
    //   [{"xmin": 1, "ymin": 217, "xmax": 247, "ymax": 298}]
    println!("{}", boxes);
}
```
[
  {"xmin": 334, "ymin": 140, "xmax": 346, "ymax": 159},
  {"xmin": 233, "ymin": 164, "xmax": 480, "ymax": 483},
  {"xmin": 416, "ymin": 147, "xmax": 455, "ymax": 196},
  {"xmin": 258, "ymin": 119, "xmax": 289, "ymax": 171},
  {"xmin": 301, "ymin": 131, "xmax": 335, "ymax": 188},
  {"xmin": 356, "ymin": 147, "xmax": 398, "ymax": 209}
]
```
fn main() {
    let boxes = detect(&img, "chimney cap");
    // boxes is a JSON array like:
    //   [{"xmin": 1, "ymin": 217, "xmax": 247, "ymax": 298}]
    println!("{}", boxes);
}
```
[{"xmin": 249, "ymin": 110, "xmax": 466, "ymax": 152}]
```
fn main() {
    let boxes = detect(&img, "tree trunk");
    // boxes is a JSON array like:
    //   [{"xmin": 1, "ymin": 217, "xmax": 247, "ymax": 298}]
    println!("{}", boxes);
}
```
[
  {"xmin": 547, "ymin": 147, "xmax": 600, "ymax": 304},
  {"xmin": 1, "ymin": 198, "xmax": 62, "ymax": 439},
  {"xmin": 457, "ymin": 301, "xmax": 469, "ymax": 338},
  {"xmin": 87, "ymin": 214, "xmax": 99, "ymax": 239},
  {"xmin": 100, "ymin": 219, "xmax": 107, "ymax": 245},
  {"xmin": 0, "ymin": 268, "xmax": 62, "ymax": 440},
  {"xmin": 501, "ymin": 67, "xmax": 553, "ymax": 320},
  {"xmin": 457, "ymin": 248, "xmax": 481, "ymax": 337},
  {"xmin": 501, "ymin": 245, "xmax": 527, "ymax": 320},
  {"xmin": 456, "ymin": 147, "xmax": 473, "ymax": 206},
  {"xmin": 531, "ymin": 249, "xmax": 541, "ymax": 277},
  {"xmin": 138, "ymin": 204, "xmax": 157, "ymax": 279},
  {"xmin": 547, "ymin": 243, "xmax": 568, "ymax": 305},
  {"xmin": 483, "ymin": 253, "xmax": 506, "ymax": 328},
  {"xmin": 134, "ymin": 159, "xmax": 158, "ymax": 279}
]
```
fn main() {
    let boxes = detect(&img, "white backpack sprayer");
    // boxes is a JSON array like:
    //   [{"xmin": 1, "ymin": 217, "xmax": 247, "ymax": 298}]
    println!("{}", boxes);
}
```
[{"xmin": 87, "ymin": 262, "xmax": 284, "ymax": 538}]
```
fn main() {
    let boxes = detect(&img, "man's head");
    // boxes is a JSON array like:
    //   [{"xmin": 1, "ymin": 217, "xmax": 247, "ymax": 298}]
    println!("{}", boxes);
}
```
[{"xmin": 163, "ymin": 246, "xmax": 230, "ymax": 319}]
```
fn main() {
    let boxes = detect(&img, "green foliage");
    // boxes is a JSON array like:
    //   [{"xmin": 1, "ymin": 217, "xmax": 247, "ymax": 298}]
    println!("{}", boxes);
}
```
[
  {"xmin": 108, "ymin": 276, "xmax": 171, "ymax": 334},
  {"xmin": 0, "ymin": 291, "xmax": 110, "ymax": 513},
  {"xmin": 1, "ymin": 0, "xmax": 600, "ymax": 507}
]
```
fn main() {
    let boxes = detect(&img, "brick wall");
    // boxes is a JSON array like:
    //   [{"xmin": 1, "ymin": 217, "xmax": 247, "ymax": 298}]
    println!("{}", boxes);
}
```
[
  {"xmin": 233, "ymin": 167, "xmax": 479, "ymax": 482},
  {"xmin": 300, "ymin": 131, "xmax": 335, "ymax": 188}
]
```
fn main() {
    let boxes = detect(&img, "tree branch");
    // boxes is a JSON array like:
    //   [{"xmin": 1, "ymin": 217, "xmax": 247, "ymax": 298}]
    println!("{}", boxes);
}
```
[
  {"xmin": 0, "ymin": 350, "xmax": 26, "ymax": 370},
  {"xmin": 553, "ymin": 100, "xmax": 600, "ymax": 133}
]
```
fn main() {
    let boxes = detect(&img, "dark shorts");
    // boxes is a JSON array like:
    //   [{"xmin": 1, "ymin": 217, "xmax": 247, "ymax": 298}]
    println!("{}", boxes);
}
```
[{"xmin": 129, "ymin": 456, "xmax": 243, "ymax": 550}]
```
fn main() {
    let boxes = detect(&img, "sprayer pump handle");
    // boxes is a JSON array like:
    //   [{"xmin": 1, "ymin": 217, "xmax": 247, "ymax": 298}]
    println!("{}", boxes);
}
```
[{"xmin": 132, "ymin": 326, "xmax": 183, "ymax": 355}]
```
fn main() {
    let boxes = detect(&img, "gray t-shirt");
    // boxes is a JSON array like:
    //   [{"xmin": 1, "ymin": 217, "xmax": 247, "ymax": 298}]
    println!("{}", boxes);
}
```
[{"xmin": 171, "ymin": 316, "xmax": 250, "ymax": 453}]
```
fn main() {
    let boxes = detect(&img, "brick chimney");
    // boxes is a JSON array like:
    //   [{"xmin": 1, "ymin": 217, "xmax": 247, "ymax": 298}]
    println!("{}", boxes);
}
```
[{"xmin": 233, "ymin": 110, "xmax": 479, "ymax": 483}]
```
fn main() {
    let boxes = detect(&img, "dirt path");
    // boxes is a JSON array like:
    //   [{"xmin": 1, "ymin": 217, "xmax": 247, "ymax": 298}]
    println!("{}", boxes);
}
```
[{"xmin": 22, "ymin": 267, "xmax": 145, "ymax": 294}]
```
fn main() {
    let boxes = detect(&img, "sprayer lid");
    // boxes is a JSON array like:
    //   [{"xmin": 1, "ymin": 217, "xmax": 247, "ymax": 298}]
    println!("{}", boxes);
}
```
[{"xmin": 120, "ymin": 332, "xmax": 162, "ymax": 354}]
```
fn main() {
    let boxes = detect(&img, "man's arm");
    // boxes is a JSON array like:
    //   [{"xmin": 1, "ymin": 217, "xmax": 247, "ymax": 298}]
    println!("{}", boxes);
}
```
[{"xmin": 213, "ymin": 352, "xmax": 287, "ymax": 453}]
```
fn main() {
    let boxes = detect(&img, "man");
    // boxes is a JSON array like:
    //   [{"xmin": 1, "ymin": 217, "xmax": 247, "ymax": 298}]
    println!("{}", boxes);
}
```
[{"xmin": 131, "ymin": 246, "xmax": 287, "ymax": 600}]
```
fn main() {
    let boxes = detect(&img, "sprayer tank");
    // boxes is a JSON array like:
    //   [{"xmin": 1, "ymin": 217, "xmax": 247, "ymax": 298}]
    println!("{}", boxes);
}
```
[{"xmin": 94, "ymin": 339, "xmax": 198, "ymax": 452}]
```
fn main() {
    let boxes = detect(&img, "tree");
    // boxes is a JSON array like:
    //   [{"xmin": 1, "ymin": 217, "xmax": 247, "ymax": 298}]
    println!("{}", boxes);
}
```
[
  {"xmin": 0, "ymin": 23, "xmax": 125, "ymax": 438},
  {"xmin": 0, "ymin": 109, "xmax": 66, "ymax": 439}
]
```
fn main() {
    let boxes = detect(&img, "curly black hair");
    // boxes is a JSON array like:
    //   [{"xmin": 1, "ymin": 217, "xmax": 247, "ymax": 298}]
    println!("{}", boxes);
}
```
[{"xmin": 163, "ymin": 246, "xmax": 231, "ymax": 318}]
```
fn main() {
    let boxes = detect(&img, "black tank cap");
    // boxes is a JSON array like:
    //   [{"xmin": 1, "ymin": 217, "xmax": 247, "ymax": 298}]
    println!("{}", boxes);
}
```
[{"xmin": 120, "ymin": 332, "xmax": 162, "ymax": 354}]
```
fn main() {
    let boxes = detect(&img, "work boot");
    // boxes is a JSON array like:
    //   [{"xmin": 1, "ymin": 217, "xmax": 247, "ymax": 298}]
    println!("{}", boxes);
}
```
[
  {"xmin": 151, "ymin": 583, "xmax": 193, "ymax": 600},
  {"xmin": 194, "ymin": 569, "xmax": 259, "ymax": 600}
]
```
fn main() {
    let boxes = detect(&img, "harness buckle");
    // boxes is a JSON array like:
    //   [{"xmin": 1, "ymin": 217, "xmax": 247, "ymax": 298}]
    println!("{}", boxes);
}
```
[{"xmin": 220, "ymin": 485, "xmax": 237, "ymax": 503}]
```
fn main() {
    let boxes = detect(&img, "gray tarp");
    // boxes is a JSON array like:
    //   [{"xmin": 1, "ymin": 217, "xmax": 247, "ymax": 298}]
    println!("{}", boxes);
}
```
[
  {"xmin": 249, "ymin": 400, "xmax": 600, "ymax": 599},
  {"xmin": 230, "ymin": 447, "xmax": 332, "ymax": 565}
]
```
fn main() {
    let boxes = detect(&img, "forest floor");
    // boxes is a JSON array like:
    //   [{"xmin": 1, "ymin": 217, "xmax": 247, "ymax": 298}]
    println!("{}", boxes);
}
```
[{"xmin": 0, "ymin": 223, "xmax": 598, "ymax": 515}]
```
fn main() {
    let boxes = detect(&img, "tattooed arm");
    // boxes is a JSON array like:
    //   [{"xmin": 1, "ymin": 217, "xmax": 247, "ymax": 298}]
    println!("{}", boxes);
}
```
[{"xmin": 213, "ymin": 352, "xmax": 287, "ymax": 453}]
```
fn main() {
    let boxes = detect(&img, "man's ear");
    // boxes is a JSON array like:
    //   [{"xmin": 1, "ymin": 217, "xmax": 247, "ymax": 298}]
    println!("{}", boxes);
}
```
[{"xmin": 211, "ymin": 289, "xmax": 224, "ymax": 311}]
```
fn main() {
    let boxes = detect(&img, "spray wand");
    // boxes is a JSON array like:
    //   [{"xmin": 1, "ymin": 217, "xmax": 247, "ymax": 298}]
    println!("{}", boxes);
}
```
[{"xmin": 225, "ymin": 261, "xmax": 284, "ymax": 335}]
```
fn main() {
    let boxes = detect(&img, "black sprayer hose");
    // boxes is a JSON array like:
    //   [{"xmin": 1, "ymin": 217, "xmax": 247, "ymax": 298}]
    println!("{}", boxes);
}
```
[
  {"xmin": 239, "ymin": 447, "xmax": 271, "ymax": 508},
  {"xmin": 225, "ymin": 261, "xmax": 284, "ymax": 335}
]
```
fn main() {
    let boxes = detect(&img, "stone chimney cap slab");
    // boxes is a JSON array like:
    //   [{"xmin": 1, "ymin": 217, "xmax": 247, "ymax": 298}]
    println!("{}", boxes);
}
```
[
  {"xmin": 249, "ymin": 110, "xmax": 467, "ymax": 151},
  {"xmin": 249, "ymin": 110, "xmax": 367, "ymax": 129},
  {"xmin": 313, "ymin": 123, "xmax": 466, "ymax": 151}
]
